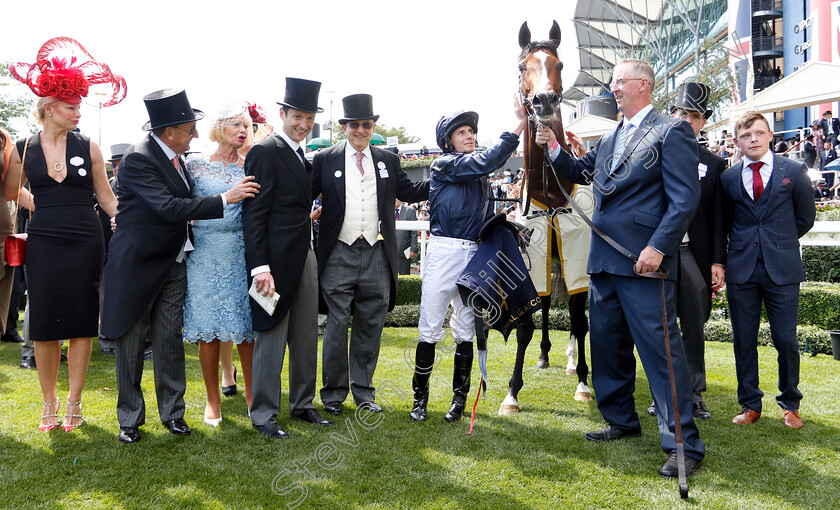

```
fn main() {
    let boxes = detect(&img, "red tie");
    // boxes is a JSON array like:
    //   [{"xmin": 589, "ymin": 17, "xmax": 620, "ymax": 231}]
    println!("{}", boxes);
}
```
[
  {"xmin": 355, "ymin": 152, "xmax": 365, "ymax": 176},
  {"xmin": 171, "ymin": 156, "xmax": 180, "ymax": 170},
  {"xmin": 749, "ymin": 161, "xmax": 764, "ymax": 201}
]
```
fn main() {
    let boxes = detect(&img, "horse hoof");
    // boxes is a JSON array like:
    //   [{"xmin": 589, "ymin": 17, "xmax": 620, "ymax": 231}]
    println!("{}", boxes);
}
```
[
  {"xmin": 574, "ymin": 391, "xmax": 593, "ymax": 402},
  {"xmin": 498, "ymin": 394, "xmax": 520, "ymax": 415},
  {"xmin": 498, "ymin": 404, "xmax": 520, "ymax": 415},
  {"xmin": 536, "ymin": 359, "xmax": 550, "ymax": 369},
  {"xmin": 565, "ymin": 368, "xmax": 577, "ymax": 376}
]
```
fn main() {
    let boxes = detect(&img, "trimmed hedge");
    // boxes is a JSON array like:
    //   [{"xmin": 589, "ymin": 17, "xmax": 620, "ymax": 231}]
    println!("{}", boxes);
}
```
[
  {"xmin": 802, "ymin": 246, "xmax": 840, "ymax": 283},
  {"xmin": 704, "ymin": 318, "xmax": 832, "ymax": 356},
  {"xmin": 384, "ymin": 303, "xmax": 577, "ymax": 331},
  {"xmin": 395, "ymin": 275, "xmax": 422, "ymax": 306},
  {"xmin": 798, "ymin": 282, "xmax": 840, "ymax": 330}
]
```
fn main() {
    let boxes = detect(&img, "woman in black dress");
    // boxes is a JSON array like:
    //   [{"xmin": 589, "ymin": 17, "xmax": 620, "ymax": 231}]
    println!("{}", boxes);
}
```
[{"xmin": 5, "ymin": 38, "xmax": 124, "ymax": 431}]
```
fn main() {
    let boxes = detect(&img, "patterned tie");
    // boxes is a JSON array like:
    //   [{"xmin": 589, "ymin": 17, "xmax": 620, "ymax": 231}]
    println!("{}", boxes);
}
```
[
  {"xmin": 171, "ymin": 156, "xmax": 179, "ymax": 170},
  {"xmin": 355, "ymin": 152, "xmax": 365, "ymax": 176},
  {"xmin": 749, "ymin": 161, "xmax": 764, "ymax": 201},
  {"xmin": 611, "ymin": 122, "xmax": 632, "ymax": 172}
]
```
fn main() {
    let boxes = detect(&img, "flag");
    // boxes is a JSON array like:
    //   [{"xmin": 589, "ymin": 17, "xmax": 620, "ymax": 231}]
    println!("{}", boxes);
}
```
[{"xmin": 457, "ymin": 214, "xmax": 542, "ymax": 339}]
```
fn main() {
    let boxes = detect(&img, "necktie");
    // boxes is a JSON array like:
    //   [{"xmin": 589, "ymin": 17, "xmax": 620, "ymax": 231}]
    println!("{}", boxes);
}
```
[
  {"xmin": 171, "ymin": 156, "xmax": 180, "ymax": 170},
  {"xmin": 355, "ymin": 152, "xmax": 365, "ymax": 176},
  {"xmin": 611, "ymin": 123, "xmax": 631, "ymax": 172},
  {"xmin": 395, "ymin": 208, "xmax": 400, "ymax": 220},
  {"xmin": 296, "ymin": 147, "xmax": 305, "ymax": 164},
  {"xmin": 749, "ymin": 161, "xmax": 764, "ymax": 201}
]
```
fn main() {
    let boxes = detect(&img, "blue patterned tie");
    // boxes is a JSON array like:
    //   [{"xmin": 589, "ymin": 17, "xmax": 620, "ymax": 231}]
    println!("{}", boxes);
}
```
[{"xmin": 611, "ymin": 122, "xmax": 632, "ymax": 172}]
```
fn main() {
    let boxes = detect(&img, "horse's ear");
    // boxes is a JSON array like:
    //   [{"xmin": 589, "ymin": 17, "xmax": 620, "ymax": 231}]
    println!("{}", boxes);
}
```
[
  {"xmin": 549, "ymin": 20, "xmax": 561, "ymax": 45},
  {"xmin": 519, "ymin": 22, "xmax": 531, "ymax": 49}
]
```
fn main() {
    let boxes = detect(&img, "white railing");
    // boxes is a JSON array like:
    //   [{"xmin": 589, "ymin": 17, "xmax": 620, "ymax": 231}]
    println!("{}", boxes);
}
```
[
  {"xmin": 801, "ymin": 220, "xmax": 840, "ymax": 246},
  {"xmin": 397, "ymin": 219, "xmax": 840, "ymax": 272},
  {"xmin": 396, "ymin": 220, "xmax": 429, "ymax": 270}
]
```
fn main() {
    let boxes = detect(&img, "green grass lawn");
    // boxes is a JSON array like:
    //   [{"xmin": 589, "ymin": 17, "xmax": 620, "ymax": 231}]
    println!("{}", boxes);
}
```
[{"xmin": 1, "ymin": 327, "xmax": 839, "ymax": 509}]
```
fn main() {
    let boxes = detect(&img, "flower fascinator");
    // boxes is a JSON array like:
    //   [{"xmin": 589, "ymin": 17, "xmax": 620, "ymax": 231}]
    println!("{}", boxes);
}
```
[{"xmin": 9, "ymin": 37, "xmax": 126, "ymax": 107}]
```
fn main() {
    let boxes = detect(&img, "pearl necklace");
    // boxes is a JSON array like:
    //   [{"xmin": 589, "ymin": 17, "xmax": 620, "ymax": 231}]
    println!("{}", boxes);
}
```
[{"xmin": 215, "ymin": 151, "xmax": 241, "ymax": 166}]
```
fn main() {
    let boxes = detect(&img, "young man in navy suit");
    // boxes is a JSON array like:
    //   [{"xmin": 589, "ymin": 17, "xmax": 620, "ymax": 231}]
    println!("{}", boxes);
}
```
[{"xmin": 721, "ymin": 111, "xmax": 815, "ymax": 429}]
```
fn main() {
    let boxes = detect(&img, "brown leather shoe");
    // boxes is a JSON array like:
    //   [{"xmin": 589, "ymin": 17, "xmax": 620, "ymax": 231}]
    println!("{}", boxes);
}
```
[
  {"xmin": 732, "ymin": 408, "xmax": 761, "ymax": 424},
  {"xmin": 783, "ymin": 410, "xmax": 803, "ymax": 429}
]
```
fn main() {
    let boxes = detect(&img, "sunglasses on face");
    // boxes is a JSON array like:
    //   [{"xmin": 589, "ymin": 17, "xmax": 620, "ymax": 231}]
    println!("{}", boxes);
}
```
[{"xmin": 348, "ymin": 121, "xmax": 374, "ymax": 130}]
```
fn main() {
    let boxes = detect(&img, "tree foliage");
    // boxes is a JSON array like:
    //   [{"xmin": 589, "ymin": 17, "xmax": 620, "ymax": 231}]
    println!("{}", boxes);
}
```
[
  {"xmin": 651, "ymin": 38, "xmax": 736, "ymax": 124},
  {"xmin": 330, "ymin": 121, "xmax": 420, "ymax": 144},
  {"xmin": 0, "ymin": 62, "xmax": 37, "ymax": 138}
]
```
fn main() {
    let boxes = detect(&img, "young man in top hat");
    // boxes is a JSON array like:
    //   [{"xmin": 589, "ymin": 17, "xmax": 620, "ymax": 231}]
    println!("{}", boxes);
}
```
[
  {"xmin": 103, "ymin": 89, "xmax": 259, "ymax": 443},
  {"xmin": 646, "ymin": 82, "xmax": 727, "ymax": 420},
  {"xmin": 312, "ymin": 94, "xmax": 428, "ymax": 415},
  {"xmin": 409, "ymin": 102, "xmax": 527, "ymax": 424},
  {"xmin": 243, "ymin": 77, "xmax": 333, "ymax": 439},
  {"xmin": 721, "ymin": 110, "xmax": 815, "ymax": 429}
]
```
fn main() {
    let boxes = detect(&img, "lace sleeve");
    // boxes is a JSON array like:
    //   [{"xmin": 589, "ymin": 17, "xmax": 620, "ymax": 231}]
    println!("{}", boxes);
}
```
[{"xmin": 186, "ymin": 154, "xmax": 211, "ymax": 198}]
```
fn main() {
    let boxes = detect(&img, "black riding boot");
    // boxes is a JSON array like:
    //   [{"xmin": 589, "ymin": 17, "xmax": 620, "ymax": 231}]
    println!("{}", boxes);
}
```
[
  {"xmin": 445, "ymin": 341, "xmax": 474, "ymax": 422},
  {"xmin": 410, "ymin": 342, "xmax": 436, "ymax": 422}
]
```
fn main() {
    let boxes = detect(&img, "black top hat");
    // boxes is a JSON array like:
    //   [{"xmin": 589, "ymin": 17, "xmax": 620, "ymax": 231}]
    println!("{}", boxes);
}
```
[
  {"xmin": 670, "ymin": 82, "xmax": 713, "ymax": 119},
  {"xmin": 339, "ymin": 94, "xmax": 380, "ymax": 124},
  {"xmin": 142, "ymin": 89, "xmax": 205, "ymax": 131},
  {"xmin": 276, "ymin": 77, "xmax": 324, "ymax": 113},
  {"xmin": 109, "ymin": 143, "xmax": 131, "ymax": 161}
]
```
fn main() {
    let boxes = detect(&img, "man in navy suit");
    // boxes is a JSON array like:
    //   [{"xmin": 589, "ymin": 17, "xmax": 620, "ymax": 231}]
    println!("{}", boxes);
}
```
[
  {"xmin": 538, "ymin": 59, "xmax": 704, "ymax": 478},
  {"xmin": 819, "ymin": 110, "xmax": 840, "ymax": 146},
  {"xmin": 721, "ymin": 111, "xmax": 815, "ymax": 429}
]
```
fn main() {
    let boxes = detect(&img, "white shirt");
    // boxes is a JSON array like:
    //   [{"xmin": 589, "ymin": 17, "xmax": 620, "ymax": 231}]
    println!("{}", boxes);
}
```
[
  {"xmin": 740, "ymin": 149, "xmax": 774, "ymax": 200},
  {"xmin": 338, "ymin": 143, "xmax": 379, "ymax": 246}
]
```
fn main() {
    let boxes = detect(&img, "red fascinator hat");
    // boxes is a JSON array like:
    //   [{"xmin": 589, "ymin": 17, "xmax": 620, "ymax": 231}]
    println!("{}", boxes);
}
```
[
  {"xmin": 9, "ymin": 37, "xmax": 126, "ymax": 107},
  {"xmin": 247, "ymin": 102, "xmax": 273, "ymax": 141}
]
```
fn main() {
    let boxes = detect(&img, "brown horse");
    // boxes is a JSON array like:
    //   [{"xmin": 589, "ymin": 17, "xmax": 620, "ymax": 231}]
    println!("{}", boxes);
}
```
[{"xmin": 498, "ymin": 20, "xmax": 592, "ymax": 416}]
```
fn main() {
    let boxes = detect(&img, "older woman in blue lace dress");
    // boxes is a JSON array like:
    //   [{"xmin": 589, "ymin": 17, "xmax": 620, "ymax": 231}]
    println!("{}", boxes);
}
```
[{"xmin": 185, "ymin": 103, "xmax": 256, "ymax": 426}]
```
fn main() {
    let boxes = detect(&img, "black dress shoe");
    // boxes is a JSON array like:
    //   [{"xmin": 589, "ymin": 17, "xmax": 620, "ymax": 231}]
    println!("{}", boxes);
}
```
[
  {"xmin": 222, "ymin": 367, "xmax": 237, "ymax": 396},
  {"xmin": 693, "ymin": 400, "xmax": 711, "ymax": 420},
  {"xmin": 1, "ymin": 331, "xmax": 23, "ymax": 343},
  {"xmin": 323, "ymin": 401, "xmax": 343, "ymax": 415},
  {"xmin": 292, "ymin": 409, "xmax": 334, "ymax": 426},
  {"xmin": 585, "ymin": 425, "xmax": 642, "ymax": 442},
  {"xmin": 20, "ymin": 356, "xmax": 36, "ymax": 369},
  {"xmin": 253, "ymin": 421, "xmax": 288, "ymax": 439},
  {"xmin": 358, "ymin": 402, "xmax": 382, "ymax": 413},
  {"xmin": 162, "ymin": 418, "xmax": 191, "ymax": 435},
  {"xmin": 647, "ymin": 402, "xmax": 657, "ymax": 416},
  {"xmin": 658, "ymin": 451, "xmax": 702, "ymax": 478},
  {"xmin": 101, "ymin": 348, "xmax": 115, "ymax": 356},
  {"xmin": 118, "ymin": 427, "xmax": 141, "ymax": 443}
]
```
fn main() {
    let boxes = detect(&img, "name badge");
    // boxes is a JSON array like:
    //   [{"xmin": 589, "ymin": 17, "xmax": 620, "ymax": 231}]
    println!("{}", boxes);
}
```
[
  {"xmin": 334, "ymin": 170, "xmax": 342, "ymax": 178},
  {"xmin": 698, "ymin": 163, "xmax": 707, "ymax": 179},
  {"xmin": 379, "ymin": 169, "xmax": 389, "ymax": 178}
]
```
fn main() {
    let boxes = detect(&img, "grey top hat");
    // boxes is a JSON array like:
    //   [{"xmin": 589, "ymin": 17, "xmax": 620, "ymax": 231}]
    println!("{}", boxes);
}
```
[
  {"xmin": 339, "ymin": 94, "xmax": 380, "ymax": 124},
  {"xmin": 142, "ymin": 88, "xmax": 205, "ymax": 131},
  {"xmin": 109, "ymin": 143, "xmax": 131, "ymax": 161},
  {"xmin": 276, "ymin": 77, "xmax": 324, "ymax": 114},
  {"xmin": 670, "ymin": 82, "xmax": 713, "ymax": 119}
]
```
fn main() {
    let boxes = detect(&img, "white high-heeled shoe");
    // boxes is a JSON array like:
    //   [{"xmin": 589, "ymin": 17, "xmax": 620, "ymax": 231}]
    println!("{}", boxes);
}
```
[{"xmin": 203, "ymin": 416, "xmax": 223, "ymax": 427}]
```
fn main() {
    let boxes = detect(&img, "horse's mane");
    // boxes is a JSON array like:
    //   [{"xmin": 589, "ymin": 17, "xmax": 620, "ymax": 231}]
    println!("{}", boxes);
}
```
[{"xmin": 518, "ymin": 40, "xmax": 559, "ymax": 60}]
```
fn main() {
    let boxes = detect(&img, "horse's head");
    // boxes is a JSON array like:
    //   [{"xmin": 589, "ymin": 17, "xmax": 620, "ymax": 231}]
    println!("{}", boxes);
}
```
[{"xmin": 518, "ymin": 21, "xmax": 563, "ymax": 126}]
